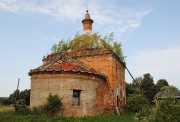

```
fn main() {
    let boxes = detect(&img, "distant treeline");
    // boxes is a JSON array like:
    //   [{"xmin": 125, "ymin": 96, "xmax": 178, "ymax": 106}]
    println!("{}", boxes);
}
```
[
  {"xmin": 1, "ymin": 89, "xmax": 30, "ymax": 106},
  {"xmin": 0, "ymin": 97, "xmax": 8, "ymax": 105}
]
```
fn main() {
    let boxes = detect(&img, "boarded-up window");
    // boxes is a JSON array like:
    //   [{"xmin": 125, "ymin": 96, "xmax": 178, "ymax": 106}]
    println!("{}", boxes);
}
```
[{"xmin": 72, "ymin": 90, "xmax": 81, "ymax": 106}]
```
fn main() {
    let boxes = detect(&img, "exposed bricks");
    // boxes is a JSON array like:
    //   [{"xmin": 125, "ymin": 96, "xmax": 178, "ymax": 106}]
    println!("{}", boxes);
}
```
[
  {"xmin": 74, "ymin": 50, "xmax": 126, "ymax": 110},
  {"xmin": 29, "ymin": 48, "xmax": 126, "ymax": 117},
  {"xmin": 62, "ymin": 62, "xmax": 75, "ymax": 70}
]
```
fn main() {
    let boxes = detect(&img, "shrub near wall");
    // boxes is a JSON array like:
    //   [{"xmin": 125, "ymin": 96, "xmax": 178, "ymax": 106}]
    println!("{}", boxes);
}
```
[
  {"xmin": 43, "ymin": 93, "xmax": 62, "ymax": 116},
  {"xmin": 31, "ymin": 93, "xmax": 62, "ymax": 116},
  {"xmin": 126, "ymin": 94, "xmax": 150, "ymax": 112}
]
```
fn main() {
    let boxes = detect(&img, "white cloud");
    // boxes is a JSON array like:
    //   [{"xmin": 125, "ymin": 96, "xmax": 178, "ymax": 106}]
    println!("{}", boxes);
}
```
[
  {"xmin": 0, "ymin": 0, "xmax": 84, "ymax": 20},
  {"xmin": 0, "ymin": 0, "xmax": 151, "ymax": 36},
  {"xmin": 87, "ymin": 0, "xmax": 151, "ymax": 35},
  {"xmin": 126, "ymin": 45, "xmax": 180, "ymax": 88},
  {"xmin": 129, "ymin": 47, "xmax": 180, "ymax": 73}
]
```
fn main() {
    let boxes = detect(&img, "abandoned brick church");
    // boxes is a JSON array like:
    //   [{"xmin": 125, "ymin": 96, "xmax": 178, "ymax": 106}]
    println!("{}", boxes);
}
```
[{"xmin": 29, "ymin": 11, "xmax": 126, "ymax": 117}]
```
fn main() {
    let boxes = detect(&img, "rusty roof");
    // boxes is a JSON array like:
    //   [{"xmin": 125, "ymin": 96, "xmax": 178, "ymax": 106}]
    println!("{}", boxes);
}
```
[
  {"xmin": 43, "ymin": 48, "xmax": 125, "ymax": 68},
  {"xmin": 29, "ymin": 54, "xmax": 106, "ymax": 79}
]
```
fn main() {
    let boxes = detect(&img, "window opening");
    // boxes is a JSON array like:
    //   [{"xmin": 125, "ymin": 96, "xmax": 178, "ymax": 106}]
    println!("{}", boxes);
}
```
[
  {"xmin": 117, "ymin": 96, "xmax": 119, "ymax": 107},
  {"xmin": 72, "ymin": 90, "xmax": 81, "ymax": 106}
]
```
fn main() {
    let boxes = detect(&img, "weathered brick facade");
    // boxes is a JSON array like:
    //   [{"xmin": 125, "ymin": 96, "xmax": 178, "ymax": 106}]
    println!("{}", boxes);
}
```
[
  {"xmin": 29, "ymin": 11, "xmax": 126, "ymax": 117},
  {"xmin": 74, "ymin": 50, "xmax": 126, "ymax": 110},
  {"xmin": 30, "ymin": 73, "xmax": 108, "ymax": 117}
]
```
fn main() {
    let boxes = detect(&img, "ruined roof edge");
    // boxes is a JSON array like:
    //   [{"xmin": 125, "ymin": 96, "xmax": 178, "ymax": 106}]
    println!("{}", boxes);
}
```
[
  {"xmin": 43, "ymin": 48, "xmax": 126, "ymax": 68},
  {"xmin": 28, "ymin": 69, "xmax": 107, "ymax": 81}
]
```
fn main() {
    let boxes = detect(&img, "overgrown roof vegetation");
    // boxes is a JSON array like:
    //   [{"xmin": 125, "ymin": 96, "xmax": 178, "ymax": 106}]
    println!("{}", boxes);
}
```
[{"xmin": 51, "ymin": 32, "xmax": 125, "ymax": 61}]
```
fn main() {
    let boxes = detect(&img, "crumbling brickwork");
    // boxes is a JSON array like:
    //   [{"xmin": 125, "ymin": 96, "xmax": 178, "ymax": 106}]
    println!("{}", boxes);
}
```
[
  {"xmin": 30, "ymin": 73, "xmax": 107, "ymax": 117},
  {"xmin": 29, "ymin": 11, "xmax": 126, "ymax": 117},
  {"xmin": 73, "ymin": 49, "xmax": 126, "ymax": 111},
  {"xmin": 34, "ymin": 48, "xmax": 126, "ymax": 115}
]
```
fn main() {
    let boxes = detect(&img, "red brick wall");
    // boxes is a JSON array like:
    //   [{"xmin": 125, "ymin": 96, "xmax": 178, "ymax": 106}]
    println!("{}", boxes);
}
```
[
  {"xmin": 75, "ymin": 53, "xmax": 126, "ymax": 110},
  {"xmin": 111, "ymin": 56, "xmax": 126, "ymax": 108},
  {"xmin": 76, "ymin": 54, "xmax": 114, "ymax": 87},
  {"xmin": 38, "ymin": 48, "xmax": 126, "ymax": 114}
]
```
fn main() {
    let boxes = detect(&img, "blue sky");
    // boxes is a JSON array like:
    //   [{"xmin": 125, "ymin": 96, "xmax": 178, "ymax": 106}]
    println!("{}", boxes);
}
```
[{"xmin": 0, "ymin": 0, "xmax": 180, "ymax": 97}]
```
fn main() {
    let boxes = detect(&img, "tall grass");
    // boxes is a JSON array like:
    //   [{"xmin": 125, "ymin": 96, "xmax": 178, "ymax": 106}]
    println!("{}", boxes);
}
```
[
  {"xmin": 0, "ymin": 105, "xmax": 14, "ymax": 112},
  {"xmin": 0, "ymin": 113, "xmax": 134, "ymax": 122},
  {"xmin": 0, "ymin": 106, "xmax": 134, "ymax": 122}
]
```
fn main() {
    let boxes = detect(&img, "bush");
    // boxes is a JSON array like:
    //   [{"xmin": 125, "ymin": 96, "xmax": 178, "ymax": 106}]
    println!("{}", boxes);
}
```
[
  {"xmin": 31, "ymin": 93, "xmax": 62, "ymax": 116},
  {"xmin": 18, "ymin": 99, "xmax": 26, "ymax": 105},
  {"xmin": 43, "ymin": 93, "xmax": 62, "ymax": 116},
  {"xmin": 51, "ymin": 33, "xmax": 124, "ymax": 61},
  {"xmin": 126, "ymin": 94, "xmax": 150, "ymax": 112},
  {"xmin": 31, "ymin": 105, "xmax": 44, "ymax": 116},
  {"xmin": 134, "ymin": 98, "xmax": 180, "ymax": 122},
  {"xmin": 155, "ymin": 98, "xmax": 180, "ymax": 122},
  {"xmin": 16, "ymin": 107, "xmax": 31, "ymax": 115},
  {"xmin": 134, "ymin": 107, "xmax": 156, "ymax": 122}
]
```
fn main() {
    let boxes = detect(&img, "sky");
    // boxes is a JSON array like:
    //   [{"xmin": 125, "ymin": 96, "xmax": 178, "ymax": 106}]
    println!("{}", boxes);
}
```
[{"xmin": 0, "ymin": 0, "xmax": 180, "ymax": 97}]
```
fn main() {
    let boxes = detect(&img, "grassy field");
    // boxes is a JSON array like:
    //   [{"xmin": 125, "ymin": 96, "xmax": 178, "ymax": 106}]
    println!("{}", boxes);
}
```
[
  {"xmin": 0, "ymin": 106, "xmax": 134, "ymax": 122},
  {"xmin": 0, "ymin": 105, "xmax": 14, "ymax": 112}
]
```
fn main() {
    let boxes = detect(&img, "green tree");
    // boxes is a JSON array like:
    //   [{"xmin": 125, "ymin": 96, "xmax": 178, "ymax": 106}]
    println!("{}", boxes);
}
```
[
  {"xmin": 9, "ymin": 90, "xmax": 19, "ymax": 104},
  {"xmin": 3, "ymin": 98, "xmax": 12, "ymax": 105},
  {"xmin": 160, "ymin": 85, "xmax": 180, "ymax": 97},
  {"xmin": 156, "ymin": 79, "xmax": 169, "ymax": 91},
  {"xmin": 128, "ymin": 73, "xmax": 161, "ymax": 101},
  {"xmin": 126, "ymin": 77, "xmax": 143, "ymax": 96},
  {"xmin": 140, "ymin": 73, "xmax": 156, "ymax": 101},
  {"xmin": 8, "ymin": 89, "xmax": 30, "ymax": 106},
  {"xmin": 19, "ymin": 89, "xmax": 30, "ymax": 106},
  {"xmin": 133, "ymin": 77, "xmax": 143, "ymax": 94},
  {"xmin": 126, "ymin": 82, "xmax": 135, "ymax": 96}
]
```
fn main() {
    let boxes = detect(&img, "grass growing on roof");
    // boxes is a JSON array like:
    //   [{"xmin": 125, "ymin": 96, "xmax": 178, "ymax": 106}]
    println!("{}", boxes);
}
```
[{"xmin": 51, "ymin": 32, "xmax": 125, "ymax": 61}]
